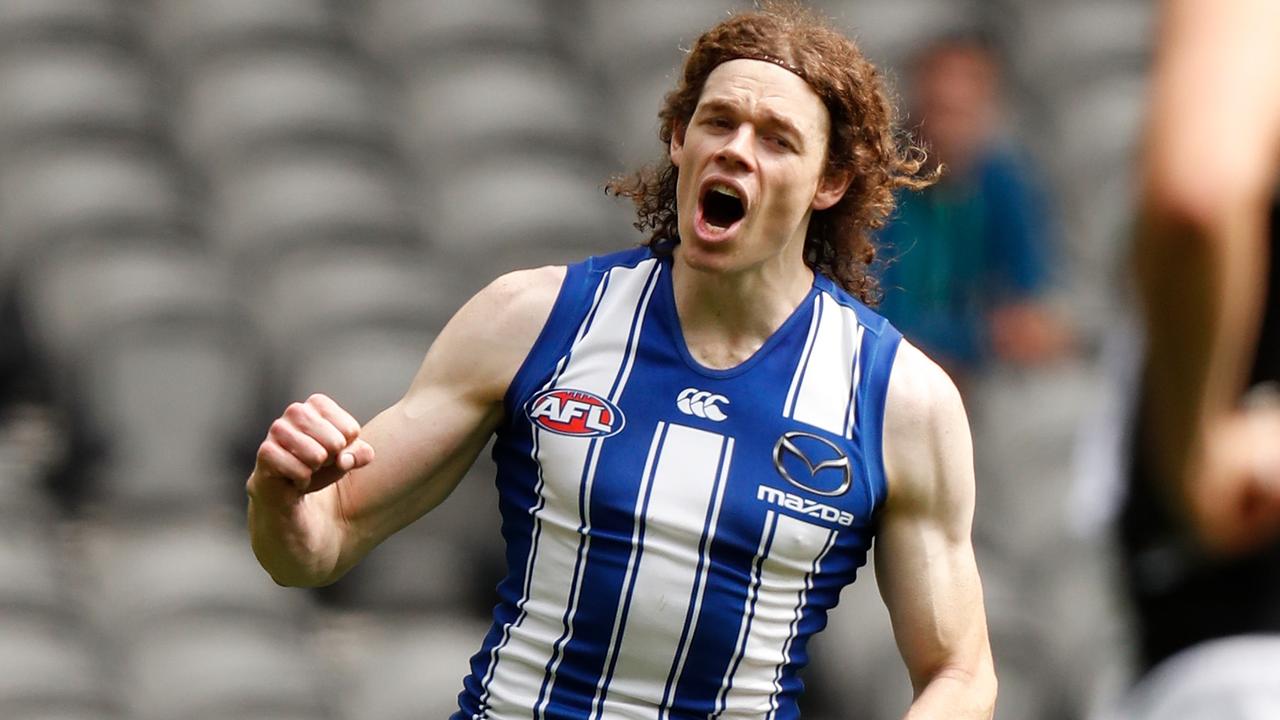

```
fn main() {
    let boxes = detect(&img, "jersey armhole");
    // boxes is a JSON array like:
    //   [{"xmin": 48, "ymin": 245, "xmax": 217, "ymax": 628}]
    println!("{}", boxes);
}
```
[
  {"xmin": 502, "ymin": 258, "xmax": 598, "ymax": 418},
  {"xmin": 858, "ymin": 322, "xmax": 903, "ymax": 520}
]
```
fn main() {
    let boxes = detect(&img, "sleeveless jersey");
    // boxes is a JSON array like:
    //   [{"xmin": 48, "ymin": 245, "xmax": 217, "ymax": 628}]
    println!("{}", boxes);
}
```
[{"xmin": 453, "ymin": 247, "xmax": 904, "ymax": 720}]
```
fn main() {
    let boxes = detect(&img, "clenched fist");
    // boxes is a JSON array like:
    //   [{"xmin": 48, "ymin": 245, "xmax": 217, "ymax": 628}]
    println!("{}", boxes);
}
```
[
  {"xmin": 1181, "ymin": 400, "xmax": 1280, "ymax": 556},
  {"xmin": 252, "ymin": 393, "xmax": 376, "ymax": 497}
]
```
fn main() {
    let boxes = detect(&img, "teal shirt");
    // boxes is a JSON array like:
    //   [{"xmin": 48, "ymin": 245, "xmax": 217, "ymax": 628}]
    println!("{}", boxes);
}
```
[{"xmin": 877, "ymin": 147, "xmax": 1053, "ymax": 368}]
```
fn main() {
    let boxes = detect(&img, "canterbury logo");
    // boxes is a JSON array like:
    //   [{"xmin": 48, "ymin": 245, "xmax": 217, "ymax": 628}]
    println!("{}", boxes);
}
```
[{"xmin": 676, "ymin": 388, "xmax": 729, "ymax": 421}]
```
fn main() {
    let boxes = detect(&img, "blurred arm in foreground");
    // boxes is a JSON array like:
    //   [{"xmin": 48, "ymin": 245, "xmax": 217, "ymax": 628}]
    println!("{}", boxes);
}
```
[{"xmin": 1134, "ymin": 0, "xmax": 1280, "ymax": 554}]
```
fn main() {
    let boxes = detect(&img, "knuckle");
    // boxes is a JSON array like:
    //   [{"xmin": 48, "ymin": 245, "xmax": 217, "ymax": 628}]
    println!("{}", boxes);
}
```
[
  {"xmin": 319, "ymin": 433, "xmax": 345, "ymax": 455},
  {"xmin": 307, "ymin": 392, "xmax": 330, "ymax": 406},
  {"xmin": 284, "ymin": 402, "xmax": 309, "ymax": 422},
  {"xmin": 339, "ymin": 417, "xmax": 360, "ymax": 438},
  {"xmin": 268, "ymin": 419, "xmax": 290, "ymax": 438},
  {"xmin": 304, "ymin": 445, "xmax": 329, "ymax": 468}
]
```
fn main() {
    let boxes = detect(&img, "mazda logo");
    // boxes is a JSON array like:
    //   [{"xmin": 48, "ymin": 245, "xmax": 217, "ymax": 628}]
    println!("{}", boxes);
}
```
[{"xmin": 771, "ymin": 431, "xmax": 852, "ymax": 497}]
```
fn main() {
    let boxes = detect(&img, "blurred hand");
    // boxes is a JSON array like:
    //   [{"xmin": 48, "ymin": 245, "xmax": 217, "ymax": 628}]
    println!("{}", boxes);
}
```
[
  {"xmin": 251, "ymin": 393, "xmax": 376, "ymax": 502},
  {"xmin": 1184, "ymin": 404, "xmax": 1280, "ymax": 556},
  {"xmin": 989, "ymin": 302, "xmax": 1073, "ymax": 366}
]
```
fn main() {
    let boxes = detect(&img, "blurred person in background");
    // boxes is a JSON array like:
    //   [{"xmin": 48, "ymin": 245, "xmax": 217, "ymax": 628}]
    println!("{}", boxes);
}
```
[
  {"xmin": 877, "ymin": 34, "xmax": 1071, "ymax": 384},
  {"xmin": 246, "ymin": 3, "xmax": 997, "ymax": 718},
  {"xmin": 1117, "ymin": 0, "xmax": 1280, "ymax": 715}
]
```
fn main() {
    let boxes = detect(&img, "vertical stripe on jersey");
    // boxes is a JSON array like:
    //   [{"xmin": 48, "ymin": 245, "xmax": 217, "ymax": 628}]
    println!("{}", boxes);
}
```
[
  {"xmin": 480, "ymin": 259, "xmax": 661, "ymax": 719},
  {"xmin": 841, "ymin": 324, "xmax": 867, "ymax": 440},
  {"xmin": 659, "ymin": 434, "xmax": 733, "ymax": 719},
  {"xmin": 474, "ymin": 268, "xmax": 613, "ymax": 720},
  {"xmin": 785, "ymin": 293, "xmax": 864, "ymax": 437},
  {"xmin": 783, "ymin": 296, "xmax": 822, "ymax": 418},
  {"xmin": 587, "ymin": 421, "xmax": 669, "ymax": 720},
  {"xmin": 714, "ymin": 511, "xmax": 779, "ymax": 719},
  {"xmin": 765, "ymin": 529, "xmax": 838, "ymax": 720},
  {"xmin": 593, "ymin": 424, "xmax": 734, "ymax": 719},
  {"xmin": 716, "ymin": 513, "xmax": 838, "ymax": 718}
]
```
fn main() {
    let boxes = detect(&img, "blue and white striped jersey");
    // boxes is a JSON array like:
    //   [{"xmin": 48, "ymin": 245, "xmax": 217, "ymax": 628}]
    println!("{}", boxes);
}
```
[{"xmin": 454, "ymin": 246, "xmax": 903, "ymax": 720}]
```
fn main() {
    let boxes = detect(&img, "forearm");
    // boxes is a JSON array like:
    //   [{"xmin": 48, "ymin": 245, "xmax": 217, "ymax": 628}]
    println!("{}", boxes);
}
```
[
  {"xmin": 903, "ymin": 665, "xmax": 997, "ymax": 720},
  {"xmin": 1134, "ymin": 0, "xmax": 1280, "ymax": 493},
  {"xmin": 1134, "ymin": 207, "xmax": 1269, "ymax": 486},
  {"xmin": 247, "ymin": 478, "xmax": 349, "ymax": 587}
]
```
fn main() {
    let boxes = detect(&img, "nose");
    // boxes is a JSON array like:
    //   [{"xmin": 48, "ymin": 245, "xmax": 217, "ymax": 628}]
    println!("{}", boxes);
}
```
[{"xmin": 714, "ymin": 125, "xmax": 755, "ymax": 172}]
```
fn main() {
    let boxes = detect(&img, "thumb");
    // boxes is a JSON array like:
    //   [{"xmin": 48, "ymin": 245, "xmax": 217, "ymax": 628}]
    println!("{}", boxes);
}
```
[{"xmin": 337, "ymin": 438, "xmax": 376, "ymax": 472}]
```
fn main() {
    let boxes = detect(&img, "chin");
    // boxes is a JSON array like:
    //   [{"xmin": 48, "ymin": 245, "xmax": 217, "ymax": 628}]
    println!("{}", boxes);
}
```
[{"xmin": 675, "ymin": 237, "xmax": 744, "ymax": 276}]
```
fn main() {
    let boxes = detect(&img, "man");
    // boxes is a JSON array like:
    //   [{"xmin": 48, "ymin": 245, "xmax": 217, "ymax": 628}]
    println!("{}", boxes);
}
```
[
  {"xmin": 878, "ymin": 34, "xmax": 1069, "ymax": 380},
  {"xmin": 247, "ymin": 4, "xmax": 996, "ymax": 718},
  {"xmin": 1120, "ymin": 0, "xmax": 1280, "ymax": 705}
]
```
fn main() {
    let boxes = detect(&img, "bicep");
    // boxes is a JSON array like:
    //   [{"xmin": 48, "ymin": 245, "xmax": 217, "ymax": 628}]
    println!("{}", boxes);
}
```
[{"xmin": 874, "ymin": 344, "xmax": 991, "ymax": 691}]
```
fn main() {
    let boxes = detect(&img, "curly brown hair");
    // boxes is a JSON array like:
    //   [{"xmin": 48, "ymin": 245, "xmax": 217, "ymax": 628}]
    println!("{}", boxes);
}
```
[{"xmin": 606, "ymin": 0, "xmax": 937, "ymax": 304}]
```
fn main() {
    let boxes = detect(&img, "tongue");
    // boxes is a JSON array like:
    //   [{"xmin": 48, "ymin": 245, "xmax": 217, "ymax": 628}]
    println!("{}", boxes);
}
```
[{"xmin": 704, "ymin": 191, "xmax": 744, "ymax": 229}]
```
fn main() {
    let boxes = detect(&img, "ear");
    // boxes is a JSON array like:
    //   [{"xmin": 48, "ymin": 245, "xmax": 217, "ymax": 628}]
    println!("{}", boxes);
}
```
[
  {"xmin": 669, "ymin": 120, "xmax": 687, "ymax": 168},
  {"xmin": 812, "ymin": 167, "xmax": 851, "ymax": 211}
]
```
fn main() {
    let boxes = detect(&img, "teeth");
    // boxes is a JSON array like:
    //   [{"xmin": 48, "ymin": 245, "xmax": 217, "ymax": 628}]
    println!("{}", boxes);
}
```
[{"xmin": 709, "ymin": 183, "xmax": 739, "ymax": 200}]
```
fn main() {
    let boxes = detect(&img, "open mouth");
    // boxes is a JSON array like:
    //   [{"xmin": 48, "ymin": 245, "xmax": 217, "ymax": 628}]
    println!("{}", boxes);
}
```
[{"xmin": 701, "ymin": 183, "xmax": 746, "ymax": 230}]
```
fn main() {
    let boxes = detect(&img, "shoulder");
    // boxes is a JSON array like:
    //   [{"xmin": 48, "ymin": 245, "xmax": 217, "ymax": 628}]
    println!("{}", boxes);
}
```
[
  {"xmin": 467, "ymin": 265, "xmax": 567, "ymax": 329},
  {"xmin": 410, "ymin": 265, "xmax": 567, "ymax": 404},
  {"xmin": 880, "ymin": 341, "xmax": 974, "ymax": 511}
]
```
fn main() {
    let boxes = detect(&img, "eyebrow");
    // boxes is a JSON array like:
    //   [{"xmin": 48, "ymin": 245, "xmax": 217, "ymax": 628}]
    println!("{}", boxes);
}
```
[{"xmin": 697, "ymin": 98, "xmax": 807, "ymax": 151}]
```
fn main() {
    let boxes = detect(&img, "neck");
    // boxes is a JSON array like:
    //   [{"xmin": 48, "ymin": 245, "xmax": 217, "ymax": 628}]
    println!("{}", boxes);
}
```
[{"xmin": 670, "ymin": 245, "xmax": 814, "ymax": 370}]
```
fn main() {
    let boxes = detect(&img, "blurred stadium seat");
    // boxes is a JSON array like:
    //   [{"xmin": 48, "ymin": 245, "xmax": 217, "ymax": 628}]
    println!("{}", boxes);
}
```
[
  {"xmin": 359, "ymin": 0, "xmax": 555, "ymax": 61},
  {"xmin": 338, "ymin": 616, "xmax": 491, "ymax": 720},
  {"xmin": 77, "ymin": 315, "xmax": 256, "ymax": 510},
  {"xmin": 0, "ymin": 0, "xmax": 128, "ymax": 44},
  {"xmin": 323, "ymin": 513, "xmax": 488, "ymax": 614},
  {"xmin": 398, "ymin": 50, "xmax": 606, "ymax": 174},
  {"xmin": 0, "ymin": 40, "xmax": 156, "ymax": 148},
  {"xmin": 0, "ymin": 615, "xmax": 106, "ymax": 712},
  {"xmin": 175, "ymin": 46, "xmax": 391, "ymax": 172},
  {"xmin": 0, "ymin": 517, "xmax": 68, "ymax": 616},
  {"xmin": 82, "ymin": 515, "xmax": 307, "ymax": 631},
  {"xmin": 122, "ymin": 615, "xmax": 332, "ymax": 720},
  {"xmin": 251, "ymin": 245, "xmax": 454, "ymax": 352},
  {"xmin": 0, "ymin": 142, "xmax": 187, "ymax": 268},
  {"xmin": 4, "ymin": 704, "xmax": 121, "ymax": 720},
  {"xmin": 207, "ymin": 147, "xmax": 417, "ymax": 269},
  {"xmin": 17, "ymin": 241, "xmax": 221, "ymax": 378},
  {"xmin": 282, "ymin": 324, "xmax": 433, "ymax": 426},
  {"xmin": 142, "ymin": 0, "xmax": 341, "ymax": 67},
  {"xmin": 1007, "ymin": 0, "xmax": 1153, "ymax": 96},
  {"xmin": 581, "ymin": 0, "xmax": 741, "ymax": 80},
  {"xmin": 249, "ymin": 245, "xmax": 455, "ymax": 412},
  {"xmin": 428, "ymin": 153, "xmax": 621, "ymax": 270},
  {"xmin": 821, "ymin": 0, "xmax": 975, "ymax": 68}
]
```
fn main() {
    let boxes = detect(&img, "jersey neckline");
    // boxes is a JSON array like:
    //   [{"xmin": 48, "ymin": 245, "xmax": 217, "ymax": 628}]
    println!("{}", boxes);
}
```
[{"xmin": 654, "ymin": 251, "xmax": 823, "ymax": 379}]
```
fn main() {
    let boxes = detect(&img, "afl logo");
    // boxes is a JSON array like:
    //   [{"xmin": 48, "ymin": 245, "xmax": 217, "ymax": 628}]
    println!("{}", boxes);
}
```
[{"xmin": 527, "ymin": 388, "xmax": 625, "ymax": 438}]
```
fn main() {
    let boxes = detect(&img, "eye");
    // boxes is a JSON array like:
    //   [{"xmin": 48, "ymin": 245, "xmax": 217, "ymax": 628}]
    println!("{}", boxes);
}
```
[
  {"xmin": 769, "ymin": 135, "xmax": 794, "ymax": 151},
  {"xmin": 705, "ymin": 115, "xmax": 733, "ymax": 130}
]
